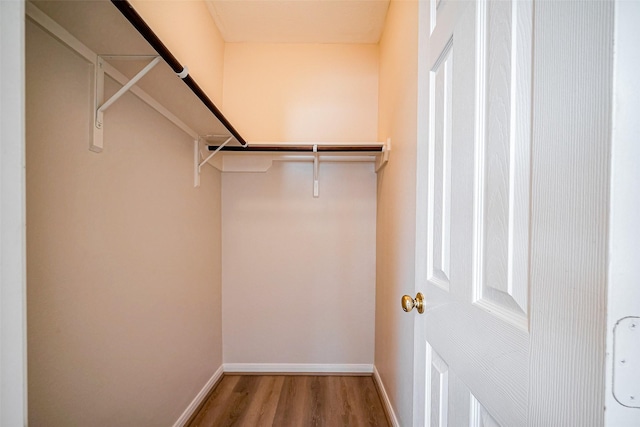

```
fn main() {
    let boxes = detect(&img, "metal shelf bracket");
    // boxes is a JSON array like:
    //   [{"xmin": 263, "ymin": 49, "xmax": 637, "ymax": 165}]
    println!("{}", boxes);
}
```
[
  {"xmin": 92, "ymin": 55, "xmax": 161, "ymax": 152},
  {"xmin": 193, "ymin": 135, "xmax": 233, "ymax": 188},
  {"xmin": 313, "ymin": 144, "xmax": 320, "ymax": 197},
  {"xmin": 375, "ymin": 138, "xmax": 391, "ymax": 172}
]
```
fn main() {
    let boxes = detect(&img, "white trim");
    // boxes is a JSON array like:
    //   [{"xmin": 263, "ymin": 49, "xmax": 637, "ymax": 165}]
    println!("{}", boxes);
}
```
[
  {"xmin": 172, "ymin": 365, "xmax": 224, "ymax": 427},
  {"xmin": 223, "ymin": 363, "xmax": 373, "ymax": 374},
  {"xmin": 373, "ymin": 366, "xmax": 400, "ymax": 427},
  {"xmin": 606, "ymin": 1, "xmax": 640, "ymax": 424},
  {"xmin": 413, "ymin": 0, "xmax": 431, "ymax": 425},
  {"xmin": 0, "ymin": 1, "xmax": 27, "ymax": 425}
]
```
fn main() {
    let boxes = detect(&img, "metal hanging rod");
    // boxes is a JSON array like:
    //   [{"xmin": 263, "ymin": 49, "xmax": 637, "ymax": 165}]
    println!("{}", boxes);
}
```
[
  {"xmin": 111, "ymin": 0, "xmax": 248, "ymax": 147},
  {"xmin": 206, "ymin": 145, "xmax": 384, "ymax": 153},
  {"xmin": 196, "ymin": 139, "xmax": 391, "ymax": 193}
]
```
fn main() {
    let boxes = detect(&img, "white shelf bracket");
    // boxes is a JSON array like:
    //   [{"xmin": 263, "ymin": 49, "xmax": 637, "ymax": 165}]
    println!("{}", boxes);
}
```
[
  {"xmin": 313, "ymin": 144, "xmax": 319, "ymax": 198},
  {"xmin": 194, "ymin": 136, "xmax": 233, "ymax": 188},
  {"xmin": 375, "ymin": 138, "xmax": 391, "ymax": 172},
  {"xmin": 194, "ymin": 139, "xmax": 201, "ymax": 188},
  {"xmin": 92, "ymin": 55, "xmax": 161, "ymax": 152},
  {"xmin": 92, "ymin": 56, "xmax": 105, "ymax": 153}
]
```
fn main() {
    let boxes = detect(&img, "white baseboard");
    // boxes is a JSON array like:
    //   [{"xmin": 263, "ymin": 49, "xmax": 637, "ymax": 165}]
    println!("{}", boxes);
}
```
[
  {"xmin": 173, "ymin": 365, "xmax": 224, "ymax": 427},
  {"xmin": 173, "ymin": 363, "xmax": 380, "ymax": 426},
  {"xmin": 373, "ymin": 366, "xmax": 400, "ymax": 427},
  {"xmin": 223, "ymin": 363, "xmax": 374, "ymax": 374}
]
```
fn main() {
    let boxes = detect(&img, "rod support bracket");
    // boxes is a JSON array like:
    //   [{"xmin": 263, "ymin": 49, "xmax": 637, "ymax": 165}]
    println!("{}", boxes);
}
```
[
  {"xmin": 194, "ymin": 136, "xmax": 233, "ymax": 188},
  {"xmin": 92, "ymin": 55, "xmax": 161, "ymax": 152},
  {"xmin": 313, "ymin": 144, "xmax": 319, "ymax": 198},
  {"xmin": 375, "ymin": 138, "xmax": 391, "ymax": 172}
]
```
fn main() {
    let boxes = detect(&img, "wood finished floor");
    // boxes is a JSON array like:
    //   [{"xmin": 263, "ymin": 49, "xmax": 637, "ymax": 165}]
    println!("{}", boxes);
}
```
[{"xmin": 188, "ymin": 375, "xmax": 390, "ymax": 427}]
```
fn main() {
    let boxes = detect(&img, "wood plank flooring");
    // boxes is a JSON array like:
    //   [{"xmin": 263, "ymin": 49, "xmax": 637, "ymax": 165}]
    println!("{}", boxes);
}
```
[{"xmin": 188, "ymin": 375, "xmax": 390, "ymax": 427}]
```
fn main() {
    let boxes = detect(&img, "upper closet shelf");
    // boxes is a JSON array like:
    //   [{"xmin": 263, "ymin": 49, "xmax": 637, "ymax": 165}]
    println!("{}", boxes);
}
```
[
  {"xmin": 26, "ymin": 0, "xmax": 390, "ymax": 192},
  {"xmin": 26, "ymin": 0, "xmax": 241, "ymax": 158},
  {"xmin": 203, "ymin": 141, "xmax": 390, "ymax": 173},
  {"xmin": 201, "ymin": 140, "xmax": 391, "ymax": 197},
  {"xmin": 110, "ymin": 0, "xmax": 247, "ymax": 149}
]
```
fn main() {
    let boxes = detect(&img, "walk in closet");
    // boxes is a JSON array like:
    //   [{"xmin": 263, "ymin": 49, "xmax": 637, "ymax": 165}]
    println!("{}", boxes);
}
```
[
  {"xmin": 18, "ymin": 0, "xmax": 625, "ymax": 426},
  {"xmin": 26, "ymin": 1, "xmax": 395, "ymax": 424}
]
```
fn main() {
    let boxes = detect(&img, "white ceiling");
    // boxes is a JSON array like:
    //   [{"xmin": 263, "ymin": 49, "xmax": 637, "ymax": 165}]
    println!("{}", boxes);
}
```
[{"xmin": 205, "ymin": 0, "xmax": 390, "ymax": 44}]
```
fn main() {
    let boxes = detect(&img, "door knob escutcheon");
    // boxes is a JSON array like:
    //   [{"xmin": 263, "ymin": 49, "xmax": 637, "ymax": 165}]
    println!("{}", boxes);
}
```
[{"xmin": 401, "ymin": 293, "xmax": 425, "ymax": 314}]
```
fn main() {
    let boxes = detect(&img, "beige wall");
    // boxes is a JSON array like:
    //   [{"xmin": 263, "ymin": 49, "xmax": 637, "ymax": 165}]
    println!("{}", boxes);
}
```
[
  {"xmin": 222, "ymin": 161, "xmax": 377, "ymax": 366},
  {"xmin": 376, "ymin": 1, "xmax": 419, "ymax": 425},
  {"xmin": 27, "ymin": 0, "xmax": 407, "ymax": 422},
  {"xmin": 26, "ymin": 19, "xmax": 223, "ymax": 426},
  {"xmin": 222, "ymin": 43, "xmax": 379, "ymax": 142},
  {"xmin": 131, "ymin": 0, "xmax": 226, "ymax": 105},
  {"xmin": 220, "ymin": 41, "xmax": 380, "ymax": 368}
]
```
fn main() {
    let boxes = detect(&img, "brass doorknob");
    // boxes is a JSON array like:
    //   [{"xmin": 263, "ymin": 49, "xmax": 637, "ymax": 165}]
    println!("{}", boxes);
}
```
[{"xmin": 401, "ymin": 293, "xmax": 425, "ymax": 314}]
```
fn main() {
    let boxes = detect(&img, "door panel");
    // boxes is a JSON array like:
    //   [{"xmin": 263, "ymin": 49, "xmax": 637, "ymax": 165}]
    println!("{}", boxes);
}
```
[
  {"xmin": 420, "ymin": 0, "xmax": 533, "ymax": 425},
  {"xmin": 470, "ymin": 396, "xmax": 501, "ymax": 427},
  {"xmin": 428, "ymin": 348, "xmax": 449, "ymax": 427},
  {"xmin": 428, "ymin": 38, "xmax": 453, "ymax": 290},
  {"xmin": 473, "ymin": 0, "xmax": 532, "ymax": 330}
]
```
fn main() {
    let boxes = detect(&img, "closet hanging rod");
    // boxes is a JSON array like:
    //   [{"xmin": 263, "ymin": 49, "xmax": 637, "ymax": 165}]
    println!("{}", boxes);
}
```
[
  {"xmin": 110, "ymin": 0, "xmax": 248, "ymax": 147},
  {"xmin": 206, "ymin": 145, "xmax": 384, "ymax": 153}
]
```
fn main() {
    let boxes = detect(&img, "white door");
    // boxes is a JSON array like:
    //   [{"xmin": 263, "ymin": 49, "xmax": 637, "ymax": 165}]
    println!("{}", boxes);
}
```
[
  {"xmin": 411, "ymin": 0, "xmax": 616, "ymax": 426},
  {"xmin": 412, "ymin": 0, "xmax": 533, "ymax": 425}
]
